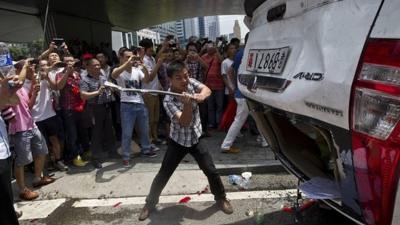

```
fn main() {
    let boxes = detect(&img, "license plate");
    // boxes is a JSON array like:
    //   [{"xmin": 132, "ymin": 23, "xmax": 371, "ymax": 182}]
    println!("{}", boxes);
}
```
[{"xmin": 246, "ymin": 47, "xmax": 290, "ymax": 74}]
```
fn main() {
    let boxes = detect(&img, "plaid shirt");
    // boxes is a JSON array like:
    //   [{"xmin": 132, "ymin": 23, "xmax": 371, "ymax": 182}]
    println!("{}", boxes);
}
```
[
  {"xmin": 80, "ymin": 74, "xmax": 113, "ymax": 105},
  {"xmin": 56, "ymin": 71, "xmax": 83, "ymax": 110},
  {"xmin": 186, "ymin": 61, "xmax": 203, "ymax": 82},
  {"xmin": 163, "ymin": 78, "xmax": 203, "ymax": 147}
]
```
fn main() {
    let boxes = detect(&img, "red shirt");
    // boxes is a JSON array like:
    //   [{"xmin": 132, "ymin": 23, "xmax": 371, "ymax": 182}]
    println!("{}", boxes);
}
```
[
  {"xmin": 201, "ymin": 54, "xmax": 224, "ymax": 91},
  {"xmin": 56, "ymin": 71, "xmax": 84, "ymax": 111}
]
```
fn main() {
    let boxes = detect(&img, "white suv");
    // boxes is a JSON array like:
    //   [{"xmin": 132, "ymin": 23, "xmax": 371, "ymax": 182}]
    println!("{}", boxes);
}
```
[{"xmin": 239, "ymin": 1, "xmax": 400, "ymax": 225}]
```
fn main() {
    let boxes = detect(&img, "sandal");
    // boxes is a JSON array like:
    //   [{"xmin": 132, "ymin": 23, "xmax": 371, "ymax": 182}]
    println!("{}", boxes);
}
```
[
  {"xmin": 19, "ymin": 188, "xmax": 39, "ymax": 201},
  {"xmin": 32, "ymin": 176, "xmax": 56, "ymax": 188}
]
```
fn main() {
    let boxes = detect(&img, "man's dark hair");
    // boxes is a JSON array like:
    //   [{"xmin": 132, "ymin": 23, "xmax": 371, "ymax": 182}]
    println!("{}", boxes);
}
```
[
  {"xmin": 86, "ymin": 58, "xmax": 99, "ymax": 66},
  {"xmin": 224, "ymin": 43, "xmax": 236, "ymax": 53},
  {"xmin": 96, "ymin": 52, "xmax": 108, "ymax": 58},
  {"xmin": 186, "ymin": 42, "xmax": 200, "ymax": 52},
  {"xmin": 167, "ymin": 60, "xmax": 186, "ymax": 78},
  {"xmin": 139, "ymin": 38, "xmax": 153, "ymax": 51},
  {"xmin": 230, "ymin": 38, "xmax": 240, "ymax": 45},
  {"xmin": 62, "ymin": 53, "xmax": 74, "ymax": 60},
  {"xmin": 118, "ymin": 47, "xmax": 131, "ymax": 57}
]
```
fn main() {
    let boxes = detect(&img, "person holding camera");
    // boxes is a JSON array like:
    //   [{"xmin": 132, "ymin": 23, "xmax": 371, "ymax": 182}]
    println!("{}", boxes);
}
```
[
  {"xmin": 79, "ymin": 58, "xmax": 116, "ymax": 169},
  {"xmin": 0, "ymin": 45, "xmax": 23, "ymax": 224},
  {"xmin": 26, "ymin": 59, "xmax": 68, "ymax": 171},
  {"xmin": 111, "ymin": 48, "xmax": 158, "ymax": 167},
  {"xmin": 185, "ymin": 42, "xmax": 210, "ymax": 137},
  {"xmin": 9, "ymin": 60, "xmax": 55, "ymax": 201},
  {"xmin": 56, "ymin": 54, "xmax": 89, "ymax": 167},
  {"xmin": 140, "ymin": 39, "xmax": 162, "ymax": 148},
  {"xmin": 201, "ymin": 42, "xmax": 224, "ymax": 129}
]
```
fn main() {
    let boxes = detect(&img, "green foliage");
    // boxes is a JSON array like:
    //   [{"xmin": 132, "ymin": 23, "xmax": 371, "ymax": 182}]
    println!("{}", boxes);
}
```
[{"xmin": 8, "ymin": 39, "xmax": 44, "ymax": 60}]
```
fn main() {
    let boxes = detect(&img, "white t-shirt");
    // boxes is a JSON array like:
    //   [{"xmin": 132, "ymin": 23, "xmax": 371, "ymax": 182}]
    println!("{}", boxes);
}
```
[
  {"xmin": 31, "ymin": 79, "xmax": 56, "ymax": 122},
  {"xmin": 142, "ymin": 55, "xmax": 159, "ymax": 92},
  {"xmin": 116, "ymin": 67, "xmax": 145, "ymax": 104},
  {"xmin": 221, "ymin": 58, "xmax": 234, "ymax": 95},
  {"xmin": 48, "ymin": 67, "xmax": 64, "ymax": 82}
]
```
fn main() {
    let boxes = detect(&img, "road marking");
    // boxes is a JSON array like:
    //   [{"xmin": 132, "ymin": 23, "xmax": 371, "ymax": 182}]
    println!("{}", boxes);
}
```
[
  {"xmin": 14, "ymin": 198, "xmax": 66, "ymax": 220},
  {"xmin": 72, "ymin": 189, "xmax": 297, "ymax": 208}
]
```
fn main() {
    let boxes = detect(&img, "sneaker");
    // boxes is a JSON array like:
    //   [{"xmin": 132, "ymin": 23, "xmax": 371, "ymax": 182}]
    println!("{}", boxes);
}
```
[
  {"xmin": 256, "ymin": 135, "xmax": 263, "ymax": 142},
  {"xmin": 73, "ymin": 155, "xmax": 88, "ymax": 167},
  {"xmin": 19, "ymin": 188, "xmax": 39, "ymax": 201},
  {"xmin": 260, "ymin": 137, "xmax": 269, "ymax": 147},
  {"xmin": 150, "ymin": 144, "xmax": 160, "ymax": 152},
  {"xmin": 55, "ymin": 160, "xmax": 69, "ymax": 171},
  {"xmin": 122, "ymin": 160, "xmax": 130, "ymax": 167},
  {"xmin": 142, "ymin": 151, "xmax": 157, "ymax": 158},
  {"xmin": 218, "ymin": 199, "xmax": 233, "ymax": 214},
  {"xmin": 32, "ymin": 176, "xmax": 56, "ymax": 188},
  {"xmin": 138, "ymin": 206, "xmax": 151, "ymax": 221},
  {"xmin": 221, "ymin": 147, "xmax": 240, "ymax": 154}
]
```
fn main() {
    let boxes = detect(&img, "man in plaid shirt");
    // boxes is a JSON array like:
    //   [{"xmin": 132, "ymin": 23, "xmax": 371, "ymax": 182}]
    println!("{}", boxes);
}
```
[{"xmin": 139, "ymin": 60, "xmax": 233, "ymax": 221}]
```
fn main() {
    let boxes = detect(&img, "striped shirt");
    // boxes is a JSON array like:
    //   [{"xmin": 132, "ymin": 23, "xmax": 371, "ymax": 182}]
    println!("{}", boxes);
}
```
[
  {"xmin": 80, "ymin": 74, "xmax": 113, "ymax": 105},
  {"xmin": 163, "ymin": 78, "xmax": 202, "ymax": 147}
]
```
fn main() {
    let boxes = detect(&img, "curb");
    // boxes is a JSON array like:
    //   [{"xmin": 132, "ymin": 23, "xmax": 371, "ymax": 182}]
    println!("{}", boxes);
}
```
[{"xmin": 216, "ymin": 160, "xmax": 286, "ymax": 176}]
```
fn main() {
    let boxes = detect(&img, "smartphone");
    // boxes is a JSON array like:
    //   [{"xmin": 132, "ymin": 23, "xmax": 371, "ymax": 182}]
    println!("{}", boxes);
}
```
[
  {"xmin": 52, "ymin": 37, "xmax": 64, "ymax": 46},
  {"xmin": 29, "ymin": 59, "xmax": 40, "ymax": 65},
  {"xmin": 53, "ymin": 61, "xmax": 67, "ymax": 68},
  {"xmin": 132, "ymin": 56, "xmax": 141, "ymax": 61}
]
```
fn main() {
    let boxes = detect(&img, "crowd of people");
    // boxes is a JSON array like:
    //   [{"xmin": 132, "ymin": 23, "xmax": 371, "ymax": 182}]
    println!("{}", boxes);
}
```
[{"xmin": 0, "ymin": 33, "xmax": 269, "ymax": 224}]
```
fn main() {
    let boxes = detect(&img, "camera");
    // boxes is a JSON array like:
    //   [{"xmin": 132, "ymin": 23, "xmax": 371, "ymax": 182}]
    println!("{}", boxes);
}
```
[
  {"xmin": 52, "ymin": 37, "xmax": 64, "ymax": 47},
  {"xmin": 53, "ymin": 61, "xmax": 67, "ymax": 68}
]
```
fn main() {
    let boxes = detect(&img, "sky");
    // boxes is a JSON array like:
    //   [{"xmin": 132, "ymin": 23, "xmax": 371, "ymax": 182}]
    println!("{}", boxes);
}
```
[{"xmin": 219, "ymin": 15, "xmax": 249, "ymax": 39}]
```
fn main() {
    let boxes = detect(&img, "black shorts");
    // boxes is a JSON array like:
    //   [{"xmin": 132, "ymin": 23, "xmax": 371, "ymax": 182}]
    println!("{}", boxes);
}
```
[{"xmin": 36, "ymin": 116, "xmax": 62, "ymax": 138}]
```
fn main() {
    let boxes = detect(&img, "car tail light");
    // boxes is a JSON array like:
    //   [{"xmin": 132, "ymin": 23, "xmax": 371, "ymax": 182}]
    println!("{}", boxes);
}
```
[{"xmin": 351, "ymin": 39, "xmax": 400, "ymax": 225}]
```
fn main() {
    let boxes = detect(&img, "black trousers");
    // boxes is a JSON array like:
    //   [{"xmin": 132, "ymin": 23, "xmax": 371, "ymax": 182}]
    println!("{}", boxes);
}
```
[
  {"xmin": 0, "ymin": 157, "xmax": 19, "ymax": 225},
  {"xmin": 90, "ymin": 104, "xmax": 116, "ymax": 161},
  {"xmin": 145, "ymin": 139, "xmax": 226, "ymax": 207},
  {"xmin": 61, "ymin": 109, "xmax": 90, "ymax": 160}
]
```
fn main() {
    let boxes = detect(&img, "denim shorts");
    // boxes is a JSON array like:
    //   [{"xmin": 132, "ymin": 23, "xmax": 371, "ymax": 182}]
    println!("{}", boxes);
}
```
[{"xmin": 11, "ymin": 127, "xmax": 48, "ymax": 167}]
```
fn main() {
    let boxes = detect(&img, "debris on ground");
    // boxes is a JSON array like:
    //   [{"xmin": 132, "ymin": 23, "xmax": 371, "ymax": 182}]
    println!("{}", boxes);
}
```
[
  {"xmin": 197, "ymin": 185, "xmax": 209, "ymax": 195},
  {"xmin": 178, "ymin": 196, "xmax": 191, "ymax": 203}
]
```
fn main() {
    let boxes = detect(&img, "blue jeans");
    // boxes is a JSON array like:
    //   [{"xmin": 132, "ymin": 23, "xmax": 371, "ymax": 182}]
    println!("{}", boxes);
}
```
[{"xmin": 120, "ymin": 102, "xmax": 151, "ymax": 160}]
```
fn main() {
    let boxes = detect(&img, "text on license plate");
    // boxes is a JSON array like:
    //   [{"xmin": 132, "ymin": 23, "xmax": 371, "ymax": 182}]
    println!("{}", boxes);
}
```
[{"xmin": 246, "ymin": 47, "xmax": 290, "ymax": 74}]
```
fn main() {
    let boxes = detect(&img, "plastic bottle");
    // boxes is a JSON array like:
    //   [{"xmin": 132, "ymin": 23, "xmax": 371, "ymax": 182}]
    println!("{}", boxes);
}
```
[
  {"xmin": 0, "ymin": 42, "xmax": 14, "ymax": 78},
  {"xmin": 228, "ymin": 175, "xmax": 251, "ymax": 190}
]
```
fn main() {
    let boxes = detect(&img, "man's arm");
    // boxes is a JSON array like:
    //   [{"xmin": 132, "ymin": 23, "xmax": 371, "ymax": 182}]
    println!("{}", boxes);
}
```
[
  {"xmin": 175, "ymin": 94, "xmax": 194, "ymax": 127},
  {"xmin": 197, "ymin": 55, "xmax": 209, "ymax": 72},
  {"xmin": 142, "ymin": 58, "xmax": 161, "ymax": 84},
  {"xmin": 111, "ymin": 56, "xmax": 134, "ymax": 79},
  {"xmin": 28, "ymin": 82, "xmax": 40, "ymax": 109},
  {"xmin": 193, "ymin": 83, "xmax": 212, "ymax": 103},
  {"xmin": 0, "ymin": 76, "xmax": 21, "ymax": 110},
  {"xmin": 55, "ymin": 66, "xmax": 74, "ymax": 90},
  {"xmin": 80, "ymin": 86, "xmax": 104, "ymax": 100},
  {"xmin": 38, "ymin": 42, "xmax": 69, "ymax": 60}
]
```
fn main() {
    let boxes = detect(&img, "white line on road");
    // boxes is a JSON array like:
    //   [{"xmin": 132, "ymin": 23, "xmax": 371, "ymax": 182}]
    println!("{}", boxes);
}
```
[
  {"xmin": 14, "ymin": 198, "xmax": 66, "ymax": 220},
  {"xmin": 72, "ymin": 189, "xmax": 297, "ymax": 208}
]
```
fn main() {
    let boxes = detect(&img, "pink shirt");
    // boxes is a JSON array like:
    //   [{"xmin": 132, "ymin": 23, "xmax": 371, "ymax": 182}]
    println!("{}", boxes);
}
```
[{"xmin": 9, "ymin": 88, "xmax": 36, "ymax": 135}]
